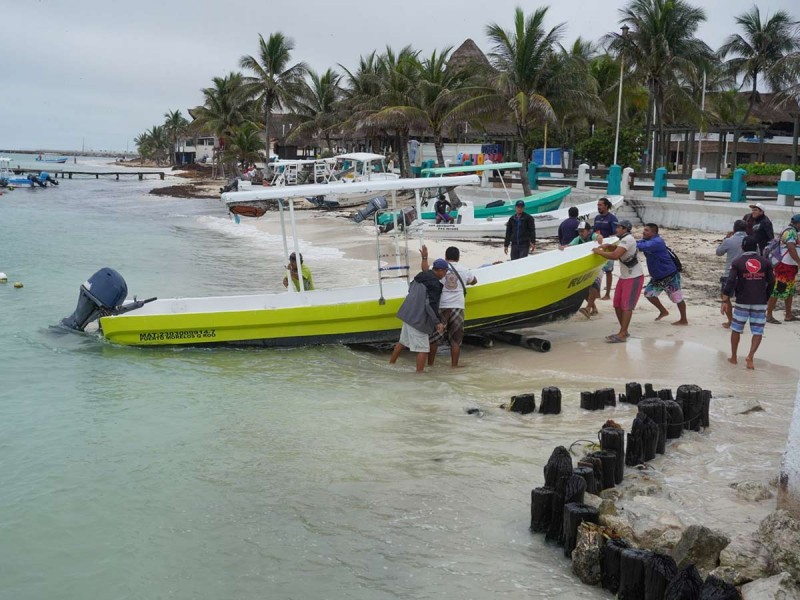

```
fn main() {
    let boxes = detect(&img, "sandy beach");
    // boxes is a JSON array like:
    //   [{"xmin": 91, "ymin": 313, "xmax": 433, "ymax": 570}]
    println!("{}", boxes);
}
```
[{"xmin": 235, "ymin": 196, "xmax": 800, "ymax": 546}]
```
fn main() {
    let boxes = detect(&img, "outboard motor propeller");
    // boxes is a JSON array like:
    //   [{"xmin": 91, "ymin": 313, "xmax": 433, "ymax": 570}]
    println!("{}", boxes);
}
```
[{"xmin": 62, "ymin": 268, "xmax": 129, "ymax": 331}]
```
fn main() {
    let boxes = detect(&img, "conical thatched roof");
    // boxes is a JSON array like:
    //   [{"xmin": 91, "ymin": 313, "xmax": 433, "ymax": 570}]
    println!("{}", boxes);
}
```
[{"xmin": 448, "ymin": 38, "xmax": 491, "ymax": 72}]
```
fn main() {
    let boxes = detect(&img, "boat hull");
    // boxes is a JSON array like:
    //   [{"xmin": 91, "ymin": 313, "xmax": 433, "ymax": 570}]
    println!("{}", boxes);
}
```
[
  {"xmin": 99, "ymin": 249, "xmax": 605, "ymax": 347},
  {"xmin": 407, "ymin": 196, "xmax": 624, "ymax": 240},
  {"xmin": 377, "ymin": 187, "xmax": 569, "ymax": 225}
]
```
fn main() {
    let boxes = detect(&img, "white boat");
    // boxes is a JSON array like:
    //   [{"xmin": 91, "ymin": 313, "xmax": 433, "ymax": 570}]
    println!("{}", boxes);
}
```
[
  {"xmin": 305, "ymin": 152, "xmax": 399, "ymax": 208},
  {"xmin": 62, "ymin": 175, "xmax": 609, "ymax": 347},
  {"xmin": 405, "ymin": 196, "xmax": 625, "ymax": 240}
]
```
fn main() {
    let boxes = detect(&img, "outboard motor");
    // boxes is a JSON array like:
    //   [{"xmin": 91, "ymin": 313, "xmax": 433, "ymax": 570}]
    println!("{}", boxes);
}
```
[
  {"xmin": 62, "ymin": 268, "xmax": 129, "ymax": 331},
  {"xmin": 353, "ymin": 195, "xmax": 388, "ymax": 223}
]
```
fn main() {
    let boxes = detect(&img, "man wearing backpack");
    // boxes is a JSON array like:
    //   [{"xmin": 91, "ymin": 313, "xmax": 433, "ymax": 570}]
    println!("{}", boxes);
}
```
[
  {"xmin": 765, "ymin": 214, "xmax": 800, "ymax": 324},
  {"xmin": 636, "ymin": 223, "xmax": 688, "ymax": 325},
  {"xmin": 722, "ymin": 236, "xmax": 774, "ymax": 369},
  {"xmin": 744, "ymin": 203, "xmax": 774, "ymax": 253}
]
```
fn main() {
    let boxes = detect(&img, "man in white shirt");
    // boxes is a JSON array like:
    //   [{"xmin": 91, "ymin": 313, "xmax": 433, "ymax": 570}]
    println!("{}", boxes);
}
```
[
  {"xmin": 592, "ymin": 220, "xmax": 644, "ymax": 343},
  {"xmin": 420, "ymin": 245, "xmax": 477, "ymax": 367}
]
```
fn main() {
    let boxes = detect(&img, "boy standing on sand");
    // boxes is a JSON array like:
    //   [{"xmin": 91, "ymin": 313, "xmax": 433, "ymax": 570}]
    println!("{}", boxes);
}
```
[{"xmin": 721, "ymin": 236, "xmax": 774, "ymax": 370}]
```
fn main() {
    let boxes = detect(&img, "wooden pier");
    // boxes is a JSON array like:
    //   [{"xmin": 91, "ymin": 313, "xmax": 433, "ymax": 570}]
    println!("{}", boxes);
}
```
[
  {"xmin": 55, "ymin": 170, "xmax": 165, "ymax": 181},
  {"xmin": 13, "ymin": 168, "xmax": 165, "ymax": 181}
]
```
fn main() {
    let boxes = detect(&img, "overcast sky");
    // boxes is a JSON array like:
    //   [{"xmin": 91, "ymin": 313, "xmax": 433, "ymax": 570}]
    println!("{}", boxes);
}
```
[{"xmin": 2, "ymin": 0, "xmax": 797, "ymax": 152}]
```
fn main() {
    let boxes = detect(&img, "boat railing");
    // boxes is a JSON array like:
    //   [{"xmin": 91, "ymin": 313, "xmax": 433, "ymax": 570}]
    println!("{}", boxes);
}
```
[{"xmin": 374, "ymin": 207, "xmax": 413, "ymax": 304}]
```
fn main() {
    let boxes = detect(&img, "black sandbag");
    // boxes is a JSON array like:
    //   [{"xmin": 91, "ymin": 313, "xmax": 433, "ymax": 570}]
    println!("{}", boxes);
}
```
[
  {"xmin": 540, "ymin": 387, "xmax": 561, "ymax": 414},
  {"xmin": 626, "ymin": 382, "xmax": 643, "ymax": 405},
  {"xmin": 543, "ymin": 446, "xmax": 573, "ymax": 488},
  {"xmin": 638, "ymin": 399, "xmax": 667, "ymax": 455},
  {"xmin": 509, "ymin": 393, "xmax": 536, "ymax": 414},
  {"xmin": 641, "ymin": 415, "xmax": 660, "ymax": 461},
  {"xmin": 643, "ymin": 552, "xmax": 678, "ymax": 600},
  {"xmin": 701, "ymin": 389, "xmax": 712, "ymax": 428},
  {"xmin": 644, "ymin": 383, "xmax": 656, "ymax": 399},
  {"xmin": 618, "ymin": 548, "xmax": 651, "ymax": 599},
  {"xmin": 564, "ymin": 474, "xmax": 586, "ymax": 505},
  {"xmin": 580, "ymin": 391, "xmax": 600, "ymax": 410},
  {"xmin": 562, "ymin": 502, "xmax": 600, "ymax": 558},
  {"xmin": 626, "ymin": 432, "xmax": 643, "ymax": 467},
  {"xmin": 664, "ymin": 400, "xmax": 684, "ymax": 439},
  {"xmin": 578, "ymin": 457, "xmax": 603, "ymax": 495},
  {"xmin": 530, "ymin": 486, "xmax": 554, "ymax": 532},
  {"xmin": 597, "ymin": 387, "xmax": 616, "ymax": 407},
  {"xmin": 600, "ymin": 426, "xmax": 626, "ymax": 484},
  {"xmin": 601, "ymin": 538, "xmax": 630, "ymax": 594},
  {"xmin": 573, "ymin": 466, "xmax": 596, "ymax": 496},
  {"xmin": 545, "ymin": 474, "xmax": 569, "ymax": 545},
  {"xmin": 658, "ymin": 388, "xmax": 674, "ymax": 401},
  {"xmin": 588, "ymin": 450, "xmax": 616, "ymax": 490},
  {"xmin": 677, "ymin": 384, "xmax": 704, "ymax": 431},
  {"xmin": 699, "ymin": 575, "xmax": 741, "ymax": 599},
  {"xmin": 664, "ymin": 564, "xmax": 703, "ymax": 600}
]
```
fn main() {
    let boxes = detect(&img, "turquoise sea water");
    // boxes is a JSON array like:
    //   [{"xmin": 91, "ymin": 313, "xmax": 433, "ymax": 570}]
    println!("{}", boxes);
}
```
[{"xmin": 0, "ymin": 161, "xmax": 613, "ymax": 599}]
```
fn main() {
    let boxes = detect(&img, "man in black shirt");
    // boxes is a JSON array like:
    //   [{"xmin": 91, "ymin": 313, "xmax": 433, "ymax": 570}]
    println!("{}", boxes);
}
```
[
  {"xmin": 504, "ymin": 200, "xmax": 536, "ymax": 260},
  {"xmin": 743, "ymin": 203, "xmax": 774, "ymax": 253},
  {"xmin": 557, "ymin": 206, "xmax": 580, "ymax": 246},
  {"xmin": 721, "ymin": 236, "xmax": 774, "ymax": 370}
]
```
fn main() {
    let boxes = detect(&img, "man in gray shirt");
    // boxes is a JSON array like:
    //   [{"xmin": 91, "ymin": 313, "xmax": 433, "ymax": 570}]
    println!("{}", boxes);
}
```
[{"xmin": 716, "ymin": 219, "xmax": 748, "ymax": 328}]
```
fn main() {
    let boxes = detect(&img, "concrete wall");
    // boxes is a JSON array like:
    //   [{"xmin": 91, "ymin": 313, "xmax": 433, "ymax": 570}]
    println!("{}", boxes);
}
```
[{"xmin": 627, "ymin": 193, "xmax": 798, "ymax": 233}]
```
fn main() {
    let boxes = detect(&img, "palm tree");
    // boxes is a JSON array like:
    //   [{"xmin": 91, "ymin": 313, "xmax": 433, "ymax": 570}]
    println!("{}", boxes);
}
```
[
  {"xmin": 609, "ymin": 0, "xmax": 714, "ymax": 170},
  {"xmin": 460, "ymin": 7, "xmax": 567, "ymax": 195},
  {"xmin": 222, "ymin": 123, "xmax": 264, "ymax": 173},
  {"xmin": 191, "ymin": 72, "xmax": 253, "ymax": 141},
  {"xmin": 287, "ymin": 68, "xmax": 343, "ymax": 153},
  {"xmin": 719, "ymin": 6, "xmax": 800, "ymax": 167},
  {"xmin": 134, "ymin": 125, "xmax": 169, "ymax": 165},
  {"xmin": 240, "ymin": 33, "xmax": 308, "ymax": 161},
  {"xmin": 163, "ymin": 109, "xmax": 189, "ymax": 165}
]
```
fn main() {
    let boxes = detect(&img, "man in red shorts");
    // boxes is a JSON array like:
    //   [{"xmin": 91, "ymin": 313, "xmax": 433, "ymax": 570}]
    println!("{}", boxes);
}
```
[
  {"xmin": 592, "ymin": 219, "xmax": 644, "ymax": 342},
  {"xmin": 765, "ymin": 214, "xmax": 800, "ymax": 324}
]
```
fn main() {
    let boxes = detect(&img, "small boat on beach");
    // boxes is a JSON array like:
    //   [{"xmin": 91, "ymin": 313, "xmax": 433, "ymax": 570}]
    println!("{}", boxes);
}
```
[
  {"xmin": 62, "ymin": 175, "xmax": 607, "ymax": 347},
  {"xmin": 404, "ymin": 196, "xmax": 625, "ymax": 240}
]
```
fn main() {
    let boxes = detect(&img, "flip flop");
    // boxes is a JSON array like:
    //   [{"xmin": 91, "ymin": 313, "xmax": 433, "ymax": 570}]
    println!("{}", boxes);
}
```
[
  {"xmin": 766, "ymin": 317, "xmax": 782, "ymax": 325},
  {"xmin": 784, "ymin": 316, "xmax": 798, "ymax": 322},
  {"xmin": 579, "ymin": 307, "xmax": 591, "ymax": 318},
  {"xmin": 605, "ymin": 334, "xmax": 627, "ymax": 343}
]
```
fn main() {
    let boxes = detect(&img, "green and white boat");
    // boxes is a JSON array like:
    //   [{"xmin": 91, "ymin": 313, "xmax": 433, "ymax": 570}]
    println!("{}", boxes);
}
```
[{"xmin": 377, "ymin": 162, "xmax": 568, "ymax": 225}]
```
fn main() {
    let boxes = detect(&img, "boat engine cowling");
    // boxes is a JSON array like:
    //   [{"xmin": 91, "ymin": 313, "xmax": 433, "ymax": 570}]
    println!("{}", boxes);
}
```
[{"xmin": 62, "ymin": 268, "xmax": 128, "ymax": 331}]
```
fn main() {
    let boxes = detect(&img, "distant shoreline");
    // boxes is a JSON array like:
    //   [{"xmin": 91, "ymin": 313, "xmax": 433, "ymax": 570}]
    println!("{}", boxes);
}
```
[{"xmin": 0, "ymin": 149, "xmax": 137, "ymax": 159}]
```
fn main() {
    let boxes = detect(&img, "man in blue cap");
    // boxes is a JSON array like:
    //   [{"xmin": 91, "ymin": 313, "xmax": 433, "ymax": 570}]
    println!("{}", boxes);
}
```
[
  {"xmin": 504, "ymin": 200, "xmax": 536, "ymax": 260},
  {"xmin": 389, "ymin": 257, "xmax": 448, "ymax": 372}
]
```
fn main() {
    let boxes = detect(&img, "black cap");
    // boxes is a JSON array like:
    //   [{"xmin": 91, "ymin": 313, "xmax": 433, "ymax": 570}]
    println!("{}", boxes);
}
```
[{"xmin": 515, "ymin": 200, "xmax": 525, "ymax": 207}]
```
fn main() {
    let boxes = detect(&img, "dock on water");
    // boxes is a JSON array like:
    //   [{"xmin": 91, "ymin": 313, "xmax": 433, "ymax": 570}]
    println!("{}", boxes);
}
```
[{"xmin": 12, "ymin": 168, "xmax": 165, "ymax": 181}]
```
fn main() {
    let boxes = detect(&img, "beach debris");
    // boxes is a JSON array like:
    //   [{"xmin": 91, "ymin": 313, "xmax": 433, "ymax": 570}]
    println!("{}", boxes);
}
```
[
  {"xmin": 465, "ymin": 407, "xmax": 483, "ymax": 417},
  {"xmin": 13, "ymin": 281, "xmax": 23, "ymax": 288},
  {"xmin": 0, "ymin": 272, "xmax": 7, "ymax": 282},
  {"xmin": 489, "ymin": 331, "xmax": 551, "ymax": 352}
]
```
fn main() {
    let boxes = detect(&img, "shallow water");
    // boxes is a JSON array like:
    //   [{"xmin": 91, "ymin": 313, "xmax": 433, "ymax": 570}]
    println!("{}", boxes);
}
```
[{"xmin": 0, "ymin": 163, "xmax": 795, "ymax": 599}]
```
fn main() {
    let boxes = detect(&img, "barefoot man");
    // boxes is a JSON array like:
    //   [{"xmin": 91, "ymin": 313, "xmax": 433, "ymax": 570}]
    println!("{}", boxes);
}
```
[
  {"xmin": 592, "ymin": 219, "xmax": 644, "ymax": 343},
  {"xmin": 721, "ymin": 236, "xmax": 774, "ymax": 370},
  {"xmin": 636, "ymin": 223, "xmax": 688, "ymax": 325}
]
